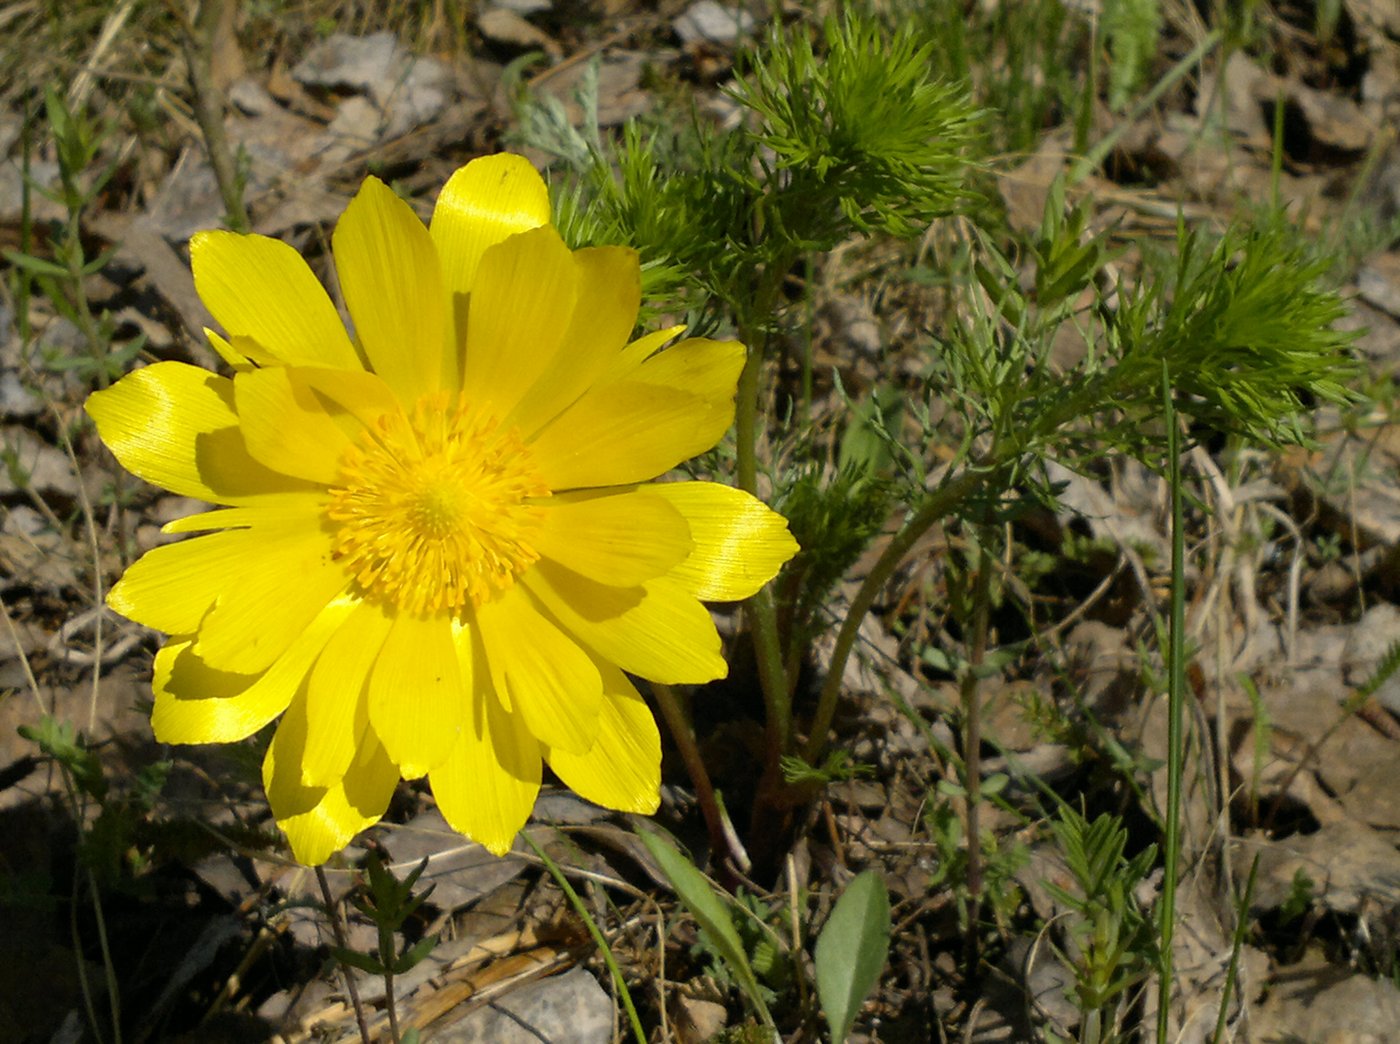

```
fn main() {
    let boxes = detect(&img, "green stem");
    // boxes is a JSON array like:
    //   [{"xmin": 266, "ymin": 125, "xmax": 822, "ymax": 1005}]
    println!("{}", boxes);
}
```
[
  {"xmin": 1156, "ymin": 368, "xmax": 1186, "ymax": 1043},
  {"xmin": 317, "ymin": 867, "xmax": 372, "ymax": 1044},
  {"xmin": 181, "ymin": 0, "xmax": 250, "ymax": 232},
  {"xmin": 384, "ymin": 963, "xmax": 400, "ymax": 1043},
  {"xmin": 960, "ymin": 526, "xmax": 995, "ymax": 975},
  {"xmin": 86, "ymin": 868, "xmax": 121, "ymax": 1043},
  {"xmin": 524, "ymin": 834, "xmax": 647, "ymax": 1044},
  {"xmin": 734, "ymin": 280, "xmax": 793, "ymax": 768},
  {"xmin": 652, "ymin": 683, "xmax": 746, "ymax": 871},
  {"xmin": 802, "ymin": 467, "xmax": 984, "ymax": 764},
  {"xmin": 1211, "ymin": 855, "xmax": 1258, "ymax": 1044}
]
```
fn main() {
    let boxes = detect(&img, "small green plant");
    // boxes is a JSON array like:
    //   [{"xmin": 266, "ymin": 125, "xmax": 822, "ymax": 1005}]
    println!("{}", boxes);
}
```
[
  {"xmin": 1102, "ymin": 0, "xmax": 1162, "ymax": 111},
  {"xmin": 641, "ymin": 829, "xmax": 777, "ymax": 1030},
  {"xmin": 1044, "ymin": 806, "xmax": 1158, "ymax": 1043},
  {"xmin": 5, "ymin": 87, "xmax": 139, "ymax": 389},
  {"xmin": 328, "ymin": 852, "xmax": 439, "ymax": 1044}
]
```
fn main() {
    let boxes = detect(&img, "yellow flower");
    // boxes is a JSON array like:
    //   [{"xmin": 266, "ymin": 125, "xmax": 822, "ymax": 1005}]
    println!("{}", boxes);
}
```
[{"xmin": 87, "ymin": 154, "xmax": 797, "ymax": 864}]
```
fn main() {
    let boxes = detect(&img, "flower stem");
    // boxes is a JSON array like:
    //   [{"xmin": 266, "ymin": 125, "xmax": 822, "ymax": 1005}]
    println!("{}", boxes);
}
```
[
  {"xmin": 316, "ymin": 867, "xmax": 371, "ymax": 1044},
  {"xmin": 959, "ymin": 525, "xmax": 995, "ymax": 976},
  {"xmin": 1156, "ymin": 371, "xmax": 1187, "ymax": 1043},
  {"xmin": 179, "ymin": 0, "xmax": 249, "ymax": 232},
  {"xmin": 802, "ymin": 467, "xmax": 984, "ymax": 764},
  {"xmin": 652, "ymin": 683, "xmax": 749, "ymax": 873},
  {"xmin": 734, "ymin": 293, "xmax": 793, "ymax": 769}
]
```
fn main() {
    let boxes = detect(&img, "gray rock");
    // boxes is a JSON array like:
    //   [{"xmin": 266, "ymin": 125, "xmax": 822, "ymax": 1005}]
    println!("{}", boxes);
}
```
[
  {"xmin": 494, "ymin": 0, "xmax": 551, "ymax": 13},
  {"xmin": 1253, "ymin": 958, "xmax": 1400, "ymax": 1043},
  {"xmin": 0, "ymin": 426, "xmax": 79, "ymax": 499},
  {"xmin": 293, "ymin": 32, "xmax": 401, "ymax": 96},
  {"xmin": 673, "ymin": 1, "xmax": 756, "ymax": 46},
  {"xmin": 292, "ymin": 32, "xmax": 455, "ymax": 140},
  {"xmin": 378, "ymin": 808, "xmax": 528, "ymax": 914},
  {"xmin": 1357, "ymin": 254, "xmax": 1400, "ymax": 320},
  {"xmin": 1341, "ymin": 602, "xmax": 1400, "ymax": 714},
  {"xmin": 145, "ymin": 148, "xmax": 225, "ymax": 242},
  {"xmin": 433, "ymin": 967, "xmax": 612, "ymax": 1043},
  {"xmin": 0, "ymin": 371, "xmax": 43, "ymax": 420},
  {"xmin": 227, "ymin": 77, "xmax": 277, "ymax": 117},
  {"xmin": 0, "ymin": 158, "xmax": 65, "ymax": 225}
]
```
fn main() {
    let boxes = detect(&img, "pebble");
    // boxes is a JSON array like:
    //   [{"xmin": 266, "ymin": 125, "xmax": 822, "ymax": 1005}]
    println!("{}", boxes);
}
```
[{"xmin": 673, "ymin": 1, "xmax": 756, "ymax": 47}]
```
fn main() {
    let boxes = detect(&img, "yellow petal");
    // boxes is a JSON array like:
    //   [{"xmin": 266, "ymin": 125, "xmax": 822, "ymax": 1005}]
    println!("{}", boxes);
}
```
[
  {"xmin": 462, "ymin": 225, "xmax": 577, "ymax": 417},
  {"xmin": 333, "ymin": 176, "xmax": 447, "ymax": 400},
  {"xmin": 161, "ymin": 491, "xmax": 328, "ymax": 534},
  {"xmin": 290, "ymin": 366, "xmax": 402, "ymax": 431},
  {"xmin": 430, "ymin": 625, "xmax": 541, "ymax": 856},
  {"xmin": 191, "ymin": 230, "xmax": 360, "ymax": 370},
  {"xmin": 523, "ymin": 561, "xmax": 726, "ymax": 685},
  {"xmin": 233, "ymin": 367, "xmax": 355, "ymax": 484},
  {"xmin": 534, "ymin": 487, "xmax": 692, "ymax": 587},
  {"xmin": 507, "ymin": 246, "xmax": 641, "ymax": 435},
  {"xmin": 529, "ymin": 337, "xmax": 744, "ymax": 489},
  {"xmin": 194, "ymin": 527, "xmax": 348, "ymax": 674},
  {"xmin": 110, "ymin": 528, "xmax": 262, "ymax": 634},
  {"xmin": 203, "ymin": 327, "xmax": 253, "ymax": 371},
  {"xmin": 151, "ymin": 596, "xmax": 358, "ymax": 744},
  {"xmin": 597, "ymin": 325, "xmax": 688, "ymax": 384},
  {"xmin": 474, "ymin": 584, "xmax": 602, "ymax": 754},
  {"xmin": 87, "ymin": 362, "xmax": 310, "ymax": 503},
  {"xmin": 430, "ymin": 153, "xmax": 550, "ymax": 306},
  {"xmin": 264, "ymin": 705, "xmax": 399, "ymax": 866},
  {"xmin": 367, "ymin": 613, "xmax": 463, "ymax": 779},
  {"xmin": 528, "ymin": 383, "xmax": 722, "ymax": 490},
  {"xmin": 545, "ymin": 662, "xmax": 659, "ymax": 814},
  {"xmin": 302, "ymin": 600, "xmax": 392, "ymax": 787},
  {"xmin": 629, "ymin": 337, "xmax": 747, "ymax": 398},
  {"xmin": 648, "ymin": 482, "xmax": 799, "ymax": 600}
]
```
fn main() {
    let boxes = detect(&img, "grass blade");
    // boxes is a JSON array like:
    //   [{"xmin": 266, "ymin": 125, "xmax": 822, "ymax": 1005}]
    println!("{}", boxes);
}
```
[{"xmin": 639, "ymin": 829, "xmax": 774, "ymax": 1028}]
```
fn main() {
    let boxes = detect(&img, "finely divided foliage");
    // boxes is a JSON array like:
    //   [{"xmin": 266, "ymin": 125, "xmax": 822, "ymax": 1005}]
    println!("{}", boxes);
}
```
[{"xmin": 86, "ymin": 154, "xmax": 798, "ymax": 865}]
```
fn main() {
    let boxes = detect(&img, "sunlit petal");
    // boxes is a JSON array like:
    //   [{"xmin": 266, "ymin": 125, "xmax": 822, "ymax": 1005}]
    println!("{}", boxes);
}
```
[
  {"xmin": 474, "ymin": 584, "xmax": 602, "ymax": 754},
  {"xmin": 533, "ymin": 487, "xmax": 692, "ymax": 587},
  {"xmin": 191, "ymin": 230, "xmax": 361, "ymax": 370},
  {"xmin": 523, "ymin": 561, "xmax": 726, "ymax": 685},
  {"xmin": 545, "ymin": 662, "xmax": 660, "ymax": 815},
  {"xmin": 648, "ymin": 481, "xmax": 799, "ymax": 600},
  {"xmin": 430, "ymin": 620, "xmax": 541, "ymax": 856},
  {"xmin": 367, "ymin": 612, "xmax": 463, "ymax": 778},
  {"xmin": 462, "ymin": 226, "xmax": 577, "ymax": 417},
  {"xmin": 151, "ymin": 596, "xmax": 358, "ymax": 744},
  {"xmin": 431, "ymin": 152, "xmax": 550, "ymax": 302},
  {"xmin": 265, "ymin": 705, "xmax": 399, "ymax": 866},
  {"xmin": 334, "ymin": 176, "xmax": 447, "ymax": 399}
]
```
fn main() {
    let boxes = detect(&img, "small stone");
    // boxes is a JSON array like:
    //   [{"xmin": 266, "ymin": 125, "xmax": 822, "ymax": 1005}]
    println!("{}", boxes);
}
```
[
  {"xmin": 0, "ymin": 426, "xmax": 79, "ymax": 499},
  {"xmin": 227, "ymin": 77, "xmax": 277, "ymax": 117},
  {"xmin": 478, "ymin": 7, "xmax": 561, "ymax": 54},
  {"xmin": 1342, "ymin": 603, "xmax": 1400, "ymax": 714},
  {"xmin": 434, "ymin": 967, "xmax": 612, "ymax": 1043},
  {"xmin": 0, "ymin": 158, "xmax": 65, "ymax": 225},
  {"xmin": 671, "ymin": 995, "xmax": 727, "ymax": 1043},
  {"xmin": 494, "ymin": 0, "xmax": 552, "ymax": 13},
  {"xmin": 0, "ymin": 371, "xmax": 43, "ymax": 420},
  {"xmin": 1356, "ymin": 253, "xmax": 1400, "ymax": 320},
  {"xmin": 292, "ymin": 32, "xmax": 400, "ymax": 96},
  {"xmin": 673, "ymin": 1, "xmax": 756, "ymax": 46}
]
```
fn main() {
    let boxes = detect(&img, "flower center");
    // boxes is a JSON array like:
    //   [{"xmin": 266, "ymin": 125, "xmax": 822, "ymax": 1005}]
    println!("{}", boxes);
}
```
[{"xmin": 326, "ymin": 393, "xmax": 550, "ymax": 614}]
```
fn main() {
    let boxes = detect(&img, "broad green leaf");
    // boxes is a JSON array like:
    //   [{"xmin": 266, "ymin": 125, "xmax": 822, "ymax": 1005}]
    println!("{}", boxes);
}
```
[
  {"xmin": 639, "ymin": 829, "xmax": 773, "ymax": 1027},
  {"xmin": 814, "ymin": 870, "xmax": 890, "ymax": 1042}
]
